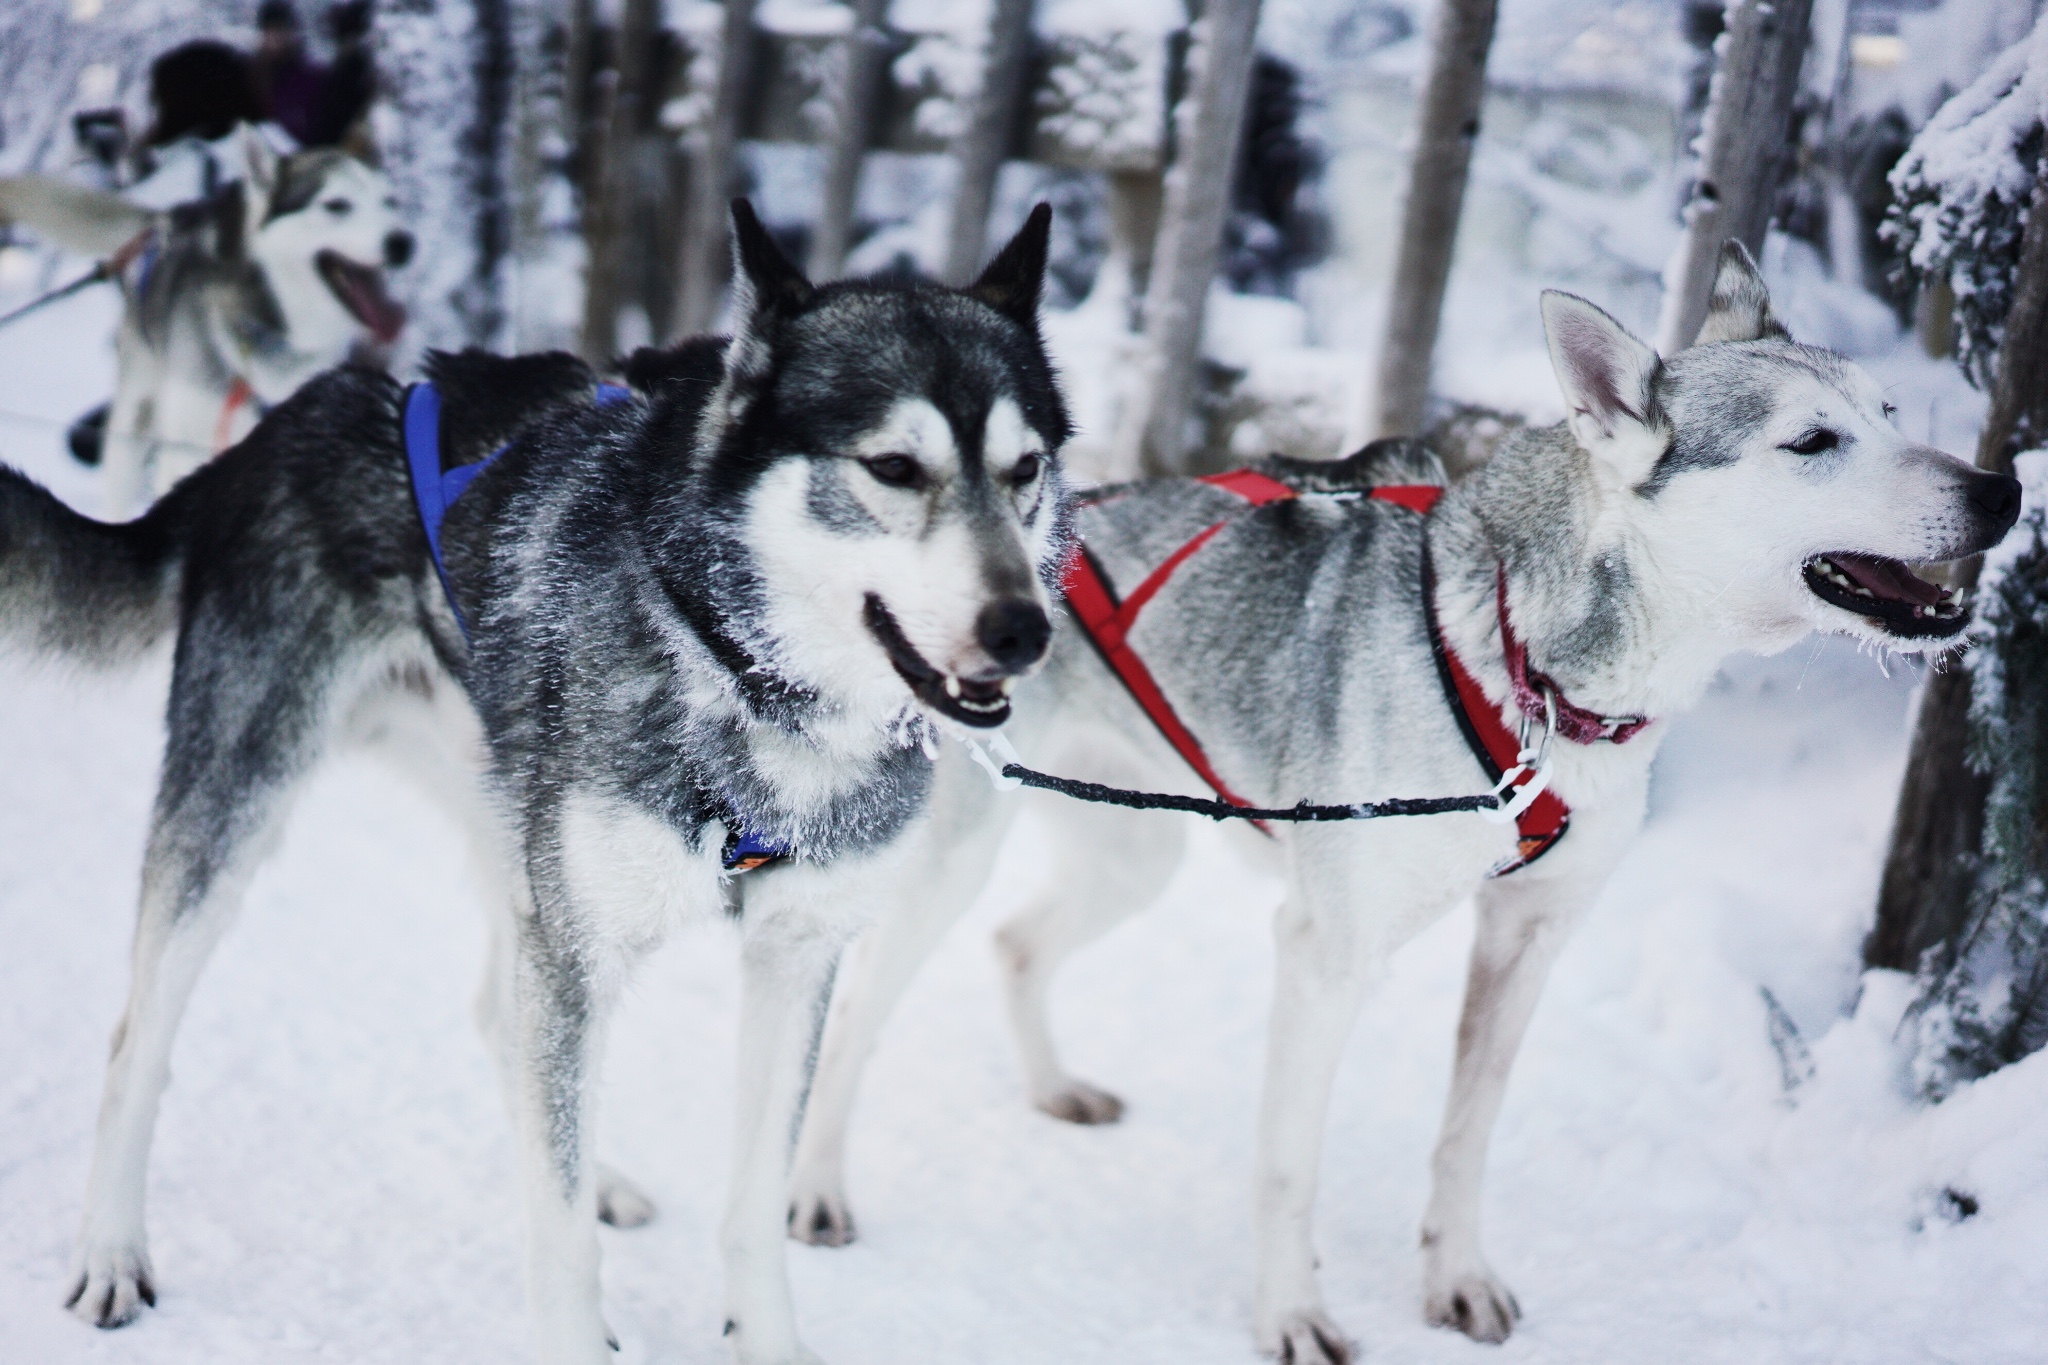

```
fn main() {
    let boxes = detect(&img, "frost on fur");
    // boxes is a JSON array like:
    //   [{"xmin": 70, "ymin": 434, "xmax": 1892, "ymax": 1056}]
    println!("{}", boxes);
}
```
[
  {"xmin": 1884, "ymin": 12, "xmax": 2048, "ymax": 390},
  {"xmin": 1908, "ymin": 463, "xmax": 2048, "ymax": 1097}
]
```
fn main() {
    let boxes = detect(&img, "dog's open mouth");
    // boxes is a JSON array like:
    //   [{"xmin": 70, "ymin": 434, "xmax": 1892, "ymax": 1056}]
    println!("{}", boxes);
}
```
[
  {"xmin": 862, "ymin": 594, "xmax": 1015, "ymax": 728},
  {"xmin": 316, "ymin": 250, "xmax": 406, "ymax": 344},
  {"xmin": 1804, "ymin": 552, "xmax": 1967, "ymax": 639}
]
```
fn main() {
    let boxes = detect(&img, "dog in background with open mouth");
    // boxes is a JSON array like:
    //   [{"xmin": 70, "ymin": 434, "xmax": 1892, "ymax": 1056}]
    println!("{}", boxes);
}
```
[{"xmin": 0, "ymin": 128, "xmax": 411, "ymax": 514}]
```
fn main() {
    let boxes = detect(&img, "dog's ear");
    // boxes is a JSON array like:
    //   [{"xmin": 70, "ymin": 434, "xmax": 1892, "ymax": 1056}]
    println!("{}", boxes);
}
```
[
  {"xmin": 1693, "ymin": 240, "xmax": 1789, "ymax": 346},
  {"xmin": 240, "ymin": 124, "xmax": 278, "ymax": 202},
  {"xmin": 729, "ymin": 198, "xmax": 811, "ymax": 321},
  {"xmin": 1542, "ymin": 290, "xmax": 1668, "ymax": 480},
  {"xmin": 968, "ymin": 202, "xmax": 1052, "ymax": 326}
]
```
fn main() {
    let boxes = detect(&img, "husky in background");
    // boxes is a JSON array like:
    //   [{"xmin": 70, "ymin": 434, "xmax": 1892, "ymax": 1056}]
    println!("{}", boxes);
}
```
[
  {"xmin": 780, "ymin": 245, "xmax": 2023, "ymax": 1363},
  {"xmin": 0, "ymin": 130, "xmax": 410, "ymax": 514},
  {"xmin": 0, "ymin": 202, "xmax": 1068, "ymax": 1363}
]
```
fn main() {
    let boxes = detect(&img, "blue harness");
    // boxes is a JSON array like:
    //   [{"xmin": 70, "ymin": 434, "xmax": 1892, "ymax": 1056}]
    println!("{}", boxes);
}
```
[{"xmin": 402, "ymin": 380, "xmax": 791, "ymax": 875}]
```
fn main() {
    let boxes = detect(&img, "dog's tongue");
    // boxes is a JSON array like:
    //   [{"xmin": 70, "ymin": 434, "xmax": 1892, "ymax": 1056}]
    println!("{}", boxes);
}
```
[
  {"xmin": 319, "ymin": 252, "xmax": 406, "ymax": 344},
  {"xmin": 1832, "ymin": 552, "xmax": 1944, "ymax": 606}
]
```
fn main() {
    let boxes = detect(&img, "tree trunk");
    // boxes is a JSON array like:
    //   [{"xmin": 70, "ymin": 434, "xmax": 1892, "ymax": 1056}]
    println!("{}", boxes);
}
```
[
  {"xmin": 1368, "ymin": 0, "xmax": 1499, "ymax": 439},
  {"xmin": 506, "ymin": 0, "xmax": 561, "ymax": 350},
  {"xmin": 675, "ymin": 0, "xmax": 760, "ymax": 337},
  {"xmin": 940, "ymin": 0, "xmax": 1037, "ymax": 286},
  {"xmin": 581, "ymin": 0, "xmax": 659, "ymax": 362},
  {"xmin": 1656, "ymin": 0, "xmax": 1817, "ymax": 354},
  {"xmin": 1115, "ymin": 0, "xmax": 1263, "ymax": 476},
  {"xmin": 1868, "ymin": 170, "xmax": 2048, "ymax": 973},
  {"xmin": 465, "ymin": 0, "xmax": 515, "ymax": 345},
  {"xmin": 810, "ymin": 0, "xmax": 893, "ymax": 281}
]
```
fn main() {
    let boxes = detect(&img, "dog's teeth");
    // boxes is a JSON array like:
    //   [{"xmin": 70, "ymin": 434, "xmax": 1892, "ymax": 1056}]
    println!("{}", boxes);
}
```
[
  {"xmin": 944, "ymin": 676, "xmax": 961, "ymax": 698},
  {"xmin": 999, "ymin": 677, "xmax": 1016, "ymax": 695}
]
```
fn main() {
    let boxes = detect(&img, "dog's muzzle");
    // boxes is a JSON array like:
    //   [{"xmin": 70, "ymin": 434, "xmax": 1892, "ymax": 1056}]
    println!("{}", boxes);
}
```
[
  {"xmin": 863, "ymin": 593, "xmax": 1047, "ymax": 728},
  {"xmin": 1802, "ymin": 470, "xmax": 2022, "ymax": 641},
  {"xmin": 384, "ymin": 230, "xmax": 415, "ymax": 268}
]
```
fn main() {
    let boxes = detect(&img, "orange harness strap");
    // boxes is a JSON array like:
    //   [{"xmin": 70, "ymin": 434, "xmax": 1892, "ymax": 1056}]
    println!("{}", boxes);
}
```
[{"xmin": 213, "ymin": 377, "xmax": 256, "ymax": 453}]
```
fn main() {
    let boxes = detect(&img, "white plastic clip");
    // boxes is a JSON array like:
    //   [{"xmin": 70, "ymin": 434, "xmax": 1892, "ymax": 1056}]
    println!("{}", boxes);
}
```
[
  {"xmin": 1480, "ymin": 684, "xmax": 1556, "ymax": 824},
  {"xmin": 1480, "ymin": 759, "xmax": 1551, "ymax": 823},
  {"xmin": 959, "ymin": 730, "xmax": 1026, "ymax": 792}
]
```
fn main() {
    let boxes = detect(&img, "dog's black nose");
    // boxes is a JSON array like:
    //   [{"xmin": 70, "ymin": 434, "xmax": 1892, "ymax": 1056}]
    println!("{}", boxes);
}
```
[
  {"xmin": 1971, "ymin": 471, "xmax": 2023, "ymax": 530},
  {"xmin": 384, "ymin": 230, "xmax": 415, "ymax": 267},
  {"xmin": 977, "ymin": 599, "xmax": 1050, "ymax": 673}
]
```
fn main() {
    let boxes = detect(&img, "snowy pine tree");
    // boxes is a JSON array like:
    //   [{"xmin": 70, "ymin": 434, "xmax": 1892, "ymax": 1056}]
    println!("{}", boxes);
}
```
[
  {"xmin": 1886, "ymin": 19, "xmax": 2048, "ymax": 391},
  {"xmin": 1879, "ymin": 14, "xmax": 2048, "ymax": 1095},
  {"xmin": 1908, "ymin": 493, "xmax": 2048, "ymax": 1097}
]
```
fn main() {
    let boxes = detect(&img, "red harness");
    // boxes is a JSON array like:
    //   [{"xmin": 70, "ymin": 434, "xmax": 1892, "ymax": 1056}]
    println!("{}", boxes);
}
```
[{"xmin": 1060, "ymin": 468, "xmax": 1649, "ymax": 875}]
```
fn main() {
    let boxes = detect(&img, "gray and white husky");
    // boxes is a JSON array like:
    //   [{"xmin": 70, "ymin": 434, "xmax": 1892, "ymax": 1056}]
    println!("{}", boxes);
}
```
[
  {"xmin": 0, "ymin": 202, "xmax": 1068, "ymax": 1363},
  {"xmin": 0, "ymin": 129, "xmax": 410, "ymax": 514},
  {"xmin": 780, "ymin": 245, "xmax": 2022, "ymax": 1362}
]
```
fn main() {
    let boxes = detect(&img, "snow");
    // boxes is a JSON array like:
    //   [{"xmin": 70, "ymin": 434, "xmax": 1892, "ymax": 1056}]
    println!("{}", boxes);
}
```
[{"xmin": 7, "ymin": 218, "xmax": 2048, "ymax": 1364}]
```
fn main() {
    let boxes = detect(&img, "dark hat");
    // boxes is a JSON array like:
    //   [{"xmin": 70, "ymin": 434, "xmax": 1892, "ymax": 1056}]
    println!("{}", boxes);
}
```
[
  {"xmin": 326, "ymin": 0, "xmax": 372, "ymax": 40},
  {"xmin": 147, "ymin": 40, "xmax": 263, "ymax": 145}
]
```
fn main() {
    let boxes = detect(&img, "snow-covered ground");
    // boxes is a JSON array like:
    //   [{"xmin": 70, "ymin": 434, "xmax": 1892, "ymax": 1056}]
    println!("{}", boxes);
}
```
[{"xmin": 5, "ymin": 255, "xmax": 2048, "ymax": 1365}]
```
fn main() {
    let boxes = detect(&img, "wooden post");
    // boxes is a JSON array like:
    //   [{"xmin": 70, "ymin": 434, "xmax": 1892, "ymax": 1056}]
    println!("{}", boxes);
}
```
[
  {"xmin": 1368, "ymin": 0, "xmax": 1499, "ymax": 439},
  {"xmin": 675, "ymin": 0, "xmax": 760, "ymax": 337},
  {"xmin": 1868, "ymin": 170, "xmax": 2048, "ymax": 973},
  {"xmin": 467, "ymin": 0, "xmax": 515, "ymax": 344},
  {"xmin": 1656, "ymin": 0, "xmax": 1816, "ymax": 354},
  {"xmin": 810, "ymin": 0, "xmax": 892, "ymax": 280},
  {"xmin": 1117, "ymin": 0, "xmax": 1263, "ymax": 475},
  {"xmin": 940, "ymin": 0, "xmax": 1036, "ymax": 285}
]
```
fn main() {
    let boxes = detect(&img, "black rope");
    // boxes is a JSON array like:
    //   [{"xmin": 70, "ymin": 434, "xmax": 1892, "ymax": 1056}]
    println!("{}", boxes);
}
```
[
  {"xmin": 999, "ymin": 764, "xmax": 1500, "ymax": 822},
  {"xmin": 0, "ymin": 263, "xmax": 112, "ymax": 331}
]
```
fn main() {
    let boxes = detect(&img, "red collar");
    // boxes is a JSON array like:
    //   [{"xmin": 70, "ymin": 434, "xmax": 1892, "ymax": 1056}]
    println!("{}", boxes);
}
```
[{"xmin": 1494, "ymin": 568, "xmax": 1651, "ymax": 745}]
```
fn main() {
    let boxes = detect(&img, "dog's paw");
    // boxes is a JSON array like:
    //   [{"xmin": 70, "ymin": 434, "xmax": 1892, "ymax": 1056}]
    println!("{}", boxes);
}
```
[
  {"xmin": 1034, "ymin": 1080, "xmax": 1125, "ymax": 1125},
  {"xmin": 1424, "ymin": 1270, "xmax": 1521, "ymax": 1344},
  {"xmin": 595, "ymin": 1163, "xmax": 657, "ymax": 1229},
  {"xmin": 1263, "ymin": 1310, "xmax": 1353, "ymax": 1365},
  {"xmin": 63, "ymin": 1244, "xmax": 156, "ymax": 1330},
  {"xmin": 786, "ymin": 1190, "xmax": 856, "ymax": 1247}
]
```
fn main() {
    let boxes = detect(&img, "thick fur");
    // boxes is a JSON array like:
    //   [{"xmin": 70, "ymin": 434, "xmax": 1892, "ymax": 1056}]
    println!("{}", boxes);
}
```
[
  {"xmin": 6, "ymin": 204, "xmax": 1071, "ymax": 1363},
  {"xmin": 0, "ymin": 132, "xmax": 410, "ymax": 514},
  {"xmin": 783, "ymin": 243, "xmax": 2024, "ymax": 1361}
]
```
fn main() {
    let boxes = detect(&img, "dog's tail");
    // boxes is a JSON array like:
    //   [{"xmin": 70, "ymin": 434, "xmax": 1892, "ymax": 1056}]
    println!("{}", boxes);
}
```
[
  {"xmin": 0, "ymin": 465, "xmax": 186, "ymax": 667},
  {"xmin": 0, "ymin": 175, "xmax": 153, "ymax": 257}
]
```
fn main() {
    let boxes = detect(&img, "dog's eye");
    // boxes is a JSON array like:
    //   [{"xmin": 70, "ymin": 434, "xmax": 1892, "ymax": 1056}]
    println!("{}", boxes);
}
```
[
  {"xmin": 1784, "ymin": 428, "xmax": 1839, "ymax": 456},
  {"xmin": 323, "ymin": 198, "xmax": 353, "ymax": 216},
  {"xmin": 1882, "ymin": 402, "xmax": 1898, "ymax": 421},
  {"xmin": 861, "ymin": 454, "xmax": 925, "ymax": 490},
  {"xmin": 1011, "ymin": 453, "xmax": 1041, "ymax": 487}
]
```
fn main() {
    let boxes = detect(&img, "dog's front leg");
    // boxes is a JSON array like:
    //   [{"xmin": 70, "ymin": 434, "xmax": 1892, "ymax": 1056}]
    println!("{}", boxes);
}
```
[
  {"xmin": 724, "ymin": 910, "xmax": 842, "ymax": 1365},
  {"xmin": 509, "ymin": 915, "xmax": 619, "ymax": 1365},
  {"xmin": 1419, "ymin": 868, "xmax": 1595, "ymax": 1344},
  {"xmin": 1251, "ymin": 879, "xmax": 1392, "ymax": 1365}
]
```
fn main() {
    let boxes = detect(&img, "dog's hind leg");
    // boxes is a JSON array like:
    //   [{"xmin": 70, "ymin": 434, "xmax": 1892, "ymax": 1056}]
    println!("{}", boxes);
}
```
[
  {"xmin": 994, "ymin": 798, "xmax": 1182, "ymax": 1125},
  {"xmin": 1418, "ymin": 869, "xmax": 1596, "ymax": 1344},
  {"xmin": 787, "ymin": 758, "xmax": 1007, "ymax": 1247},
  {"xmin": 352, "ymin": 673, "xmax": 660, "ymax": 1234},
  {"xmin": 66, "ymin": 636, "xmax": 341, "ymax": 1328}
]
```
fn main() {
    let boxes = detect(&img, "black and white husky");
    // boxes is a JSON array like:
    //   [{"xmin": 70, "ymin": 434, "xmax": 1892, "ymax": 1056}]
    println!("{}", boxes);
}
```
[
  {"xmin": 781, "ymin": 246, "xmax": 2023, "ymax": 1362},
  {"xmin": 0, "ymin": 130, "xmax": 411, "ymax": 515},
  {"xmin": 0, "ymin": 202, "xmax": 1069, "ymax": 1363}
]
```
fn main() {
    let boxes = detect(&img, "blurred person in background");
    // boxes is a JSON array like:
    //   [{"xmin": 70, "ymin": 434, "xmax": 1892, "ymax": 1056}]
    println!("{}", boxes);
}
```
[
  {"xmin": 252, "ymin": 0, "xmax": 326, "ymax": 147},
  {"xmin": 308, "ymin": 1, "xmax": 376, "ymax": 152}
]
